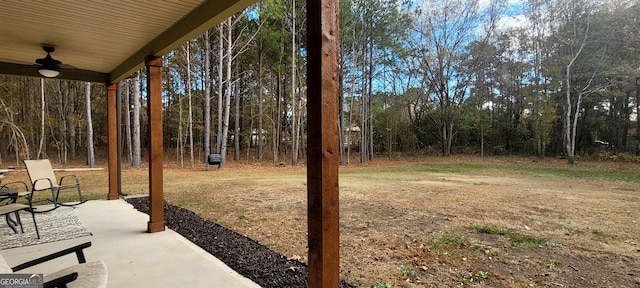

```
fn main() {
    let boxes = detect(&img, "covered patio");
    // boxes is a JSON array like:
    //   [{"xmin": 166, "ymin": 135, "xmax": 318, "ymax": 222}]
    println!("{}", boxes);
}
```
[
  {"xmin": 0, "ymin": 0, "xmax": 340, "ymax": 287},
  {"xmin": 1, "ymin": 199, "xmax": 260, "ymax": 287}
]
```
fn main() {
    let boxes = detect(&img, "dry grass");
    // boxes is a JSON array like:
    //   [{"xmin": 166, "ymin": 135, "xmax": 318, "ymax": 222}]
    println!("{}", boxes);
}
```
[{"xmin": 5, "ymin": 156, "xmax": 639, "ymax": 287}]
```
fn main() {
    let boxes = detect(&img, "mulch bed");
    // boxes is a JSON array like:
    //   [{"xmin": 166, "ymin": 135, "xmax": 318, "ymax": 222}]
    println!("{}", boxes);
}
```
[{"xmin": 126, "ymin": 197, "xmax": 354, "ymax": 288}]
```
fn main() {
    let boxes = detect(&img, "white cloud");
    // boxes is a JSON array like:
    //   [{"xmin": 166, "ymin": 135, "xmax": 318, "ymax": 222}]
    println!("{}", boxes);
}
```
[{"xmin": 497, "ymin": 13, "xmax": 529, "ymax": 32}]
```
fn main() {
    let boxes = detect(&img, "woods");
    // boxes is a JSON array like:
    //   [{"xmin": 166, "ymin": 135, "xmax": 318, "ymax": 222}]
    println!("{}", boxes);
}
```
[{"xmin": 0, "ymin": 0, "xmax": 638, "ymax": 167}]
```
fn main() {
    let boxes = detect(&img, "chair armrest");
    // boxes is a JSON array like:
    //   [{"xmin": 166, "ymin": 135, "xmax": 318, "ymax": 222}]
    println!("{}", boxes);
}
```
[
  {"xmin": 59, "ymin": 175, "xmax": 80, "ymax": 186},
  {"xmin": 0, "ymin": 181, "xmax": 30, "ymax": 204},
  {"xmin": 44, "ymin": 272, "xmax": 78, "ymax": 288},
  {"xmin": 11, "ymin": 242, "xmax": 92, "ymax": 272},
  {"xmin": 32, "ymin": 178, "xmax": 56, "ymax": 191},
  {"xmin": 1, "ymin": 180, "xmax": 30, "ymax": 192}
]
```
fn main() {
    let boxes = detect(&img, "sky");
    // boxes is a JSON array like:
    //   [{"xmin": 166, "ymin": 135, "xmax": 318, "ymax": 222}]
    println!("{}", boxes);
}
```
[
  {"xmin": 480, "ymin": 0, "xmax": 529, "ymax": 32},
  {"xmin": 416, "ymin": 0, "xmax": 531, "ymax": 35}
]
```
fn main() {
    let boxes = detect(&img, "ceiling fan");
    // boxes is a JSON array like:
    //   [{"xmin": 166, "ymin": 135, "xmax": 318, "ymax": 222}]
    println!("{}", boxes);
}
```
[
  {"xmin": 0, "ymin": 44, "xmax": 79, "ymax": 79},
  {"xmin": 35, "ymin": 45, "xmax": 63, "ymax": 77}
]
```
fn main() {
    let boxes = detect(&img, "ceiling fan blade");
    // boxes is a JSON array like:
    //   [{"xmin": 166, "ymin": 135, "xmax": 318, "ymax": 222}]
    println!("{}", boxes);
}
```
[
  {"xmin": 36, "ymin": 54, "xmax": 61, "ymax": 67},
  {"xmin": 0, "ymin": 57, "xmax": 33, "ymax": 65},
  {"xmin": 59, "ymin": 63, "xmax": 76, "ymax": 69}
]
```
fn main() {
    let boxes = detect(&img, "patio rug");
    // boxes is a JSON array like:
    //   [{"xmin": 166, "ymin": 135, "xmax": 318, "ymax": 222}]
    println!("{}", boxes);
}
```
[{"xmin": 0, "ymin": 207, "xmax": 92, "ymax": 249}]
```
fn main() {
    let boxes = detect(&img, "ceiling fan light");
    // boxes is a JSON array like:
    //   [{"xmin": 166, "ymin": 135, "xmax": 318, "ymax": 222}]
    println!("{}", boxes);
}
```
[{"xmin": 38, "ymin": 68, "xmax": 59, "ymax": 78}]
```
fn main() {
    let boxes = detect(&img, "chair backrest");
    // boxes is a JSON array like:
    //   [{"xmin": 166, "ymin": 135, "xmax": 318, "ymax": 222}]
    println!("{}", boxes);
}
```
[{"xmin": 24, "ymin": 159, "xmax": 58, "ymax": 191}]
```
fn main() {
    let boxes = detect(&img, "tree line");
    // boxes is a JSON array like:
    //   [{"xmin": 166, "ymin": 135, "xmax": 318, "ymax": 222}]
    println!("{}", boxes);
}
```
[{"xmin": 0, "ymin": 0, "xmax": 638, "ymax": 168}]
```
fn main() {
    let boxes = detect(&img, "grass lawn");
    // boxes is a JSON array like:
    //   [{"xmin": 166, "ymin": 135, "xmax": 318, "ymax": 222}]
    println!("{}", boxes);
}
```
[{"xmin": 10, "ymin": 155, "xmax": 639, "ymax": 287}]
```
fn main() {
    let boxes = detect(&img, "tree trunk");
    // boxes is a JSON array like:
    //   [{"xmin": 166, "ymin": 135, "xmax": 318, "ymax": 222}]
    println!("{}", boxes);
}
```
[
  {"xmin": 338, "ymin": 40, "xmax": 345, "ymax": 164},
  {"xmin": 178, "ymin": 73, "xmax": 184, "ymax": 167},
  {"xmin": 360, "ymin": 52, "xmax": 367, "ymax": 164},
  {"xmin": 217, "ymin": 25, "xmax": 225, "ymax": 154},
  {"xmin": 359, "ymin": 7, "xmax": 368, "ymax": 164},
  {"xmin": 562, "ymin": 9, "xmax": 592, "ymax": 165},
  {"xmin": 234, "ymin": 61, "xmax": 241, "ymax": 162},
  {"xmin": 367, "ymin": 39, "xmax": 374, "ymax": 161},
  {"xmin": 37, "ymin": 79, "xmax": 45, "ymax": 159},
  {"xmin": 440, "ymin": 103, "xmax": 451, "ymax": 156},
  {"xmin": 69, "ymin": 113, "xmax": 77, "ymax": 160},
  {"xmin": 480, "ymin": 124, "xmax": 484, "ymax": 158},
  {"xmin": 290, "ymin": 0, "xmax": 297, "ymax": 166},
  {"xmin": 446, "ymin": 120, "xmax": 454, "ymax": 156},
  {"xmin": 296, "ymin": 84, "xmax": 304, "ymax": 161},
  {"xmin": 274, "ymin": 72, "xmax": 282, "ymax": 163},
  {"xmin": 570, "ymin": 92, "xmax": 585, "ymax": 165},
  {"xmin": 347, "ymin": 81, "xmax": 356, "ymax": 164},
  {"xmin": 85, "ymin": 82, "xmax": 95, "ymax": 167},
  {"xmin": 55, "ymin": 82, "xmax": 68, "ymax": 164},
  {"xmin": 124, "ymin": 79, "xmax": 132, "ymax": 164},
  {"xmin": 257, "ymin": 25, "xmax": 264, "ymax": 162},
  {"xmin": 204, "ymin": 31, "xmax": 212, "ymax": 162},
  {"xmin": 637, "ymin": 79, "xmax": 640, "ymax": 155},
  {"xmin": 186, "ymin": 41, "xmax": 195, "ymax": 169},
  {"xmin": 132, "ymin": 71, "xmax": 141, "ymax": 168},
  {"xmin": 565, "ymin": 63, "xmax": 574, "ymax": 164},
  {"xmin": 220, "ymin": 18, "xmax": 233, "ymax": 167},
  {"xmin": 248, "ymin": 97, "xmax": 254, "ymax": 161}
]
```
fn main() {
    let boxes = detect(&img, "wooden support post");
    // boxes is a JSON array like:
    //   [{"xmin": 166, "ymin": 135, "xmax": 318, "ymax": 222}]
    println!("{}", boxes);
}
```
[
  {"xmin": 306, "ymin": 0, "xmax": 340, "ymax": 287},
  {"xmin": 106, "ymin": 83, "xmax": 119, "ymax": 200},
  {"xmin": 146, "ymin": 55, "xmax": 165, "ymax": 233}
]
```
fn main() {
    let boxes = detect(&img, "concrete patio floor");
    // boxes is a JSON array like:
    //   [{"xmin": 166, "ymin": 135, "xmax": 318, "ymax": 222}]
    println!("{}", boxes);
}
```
[{"xmin": 0, "ymin": 199, "xmax": 261, "ymax": 288}]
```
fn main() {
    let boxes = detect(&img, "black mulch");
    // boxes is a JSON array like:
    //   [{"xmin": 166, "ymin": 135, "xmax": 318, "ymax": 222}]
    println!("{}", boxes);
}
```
[{"xmin": 126, "ymin": 197, "xmax": 354, "ymax": 288}]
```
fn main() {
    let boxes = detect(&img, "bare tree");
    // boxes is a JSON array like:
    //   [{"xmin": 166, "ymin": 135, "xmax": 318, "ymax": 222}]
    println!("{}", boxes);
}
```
[
  {"xmin": 203, "ymin": 31, "xmax": 212, "ymax": 161},
  {"xmin": 217, "ymin": 25, "xmax": 225, "ymax": 155},
  {"xmin": 123, "ymin": 79, "xmax": 133, "ymax": 163},
  {"xmin": 218, "ymin": 12, "xmax": 263, "ymax": 167},
  {"xmin": 132, "ymin": 72, "xmax": 141, "ymax": 168},
  {"xmin": 290, "ymin": 0, "xmax": 297, "ymax": 165},
  {"xmin": 53, "ymin": 81, "xmax": 70, "ymax": 163},
  {"xmin": 185, "ymin": 41, "xmax": 195, "ymax": 168},
  {"xmin": 0, "ymin": 98, "xmax": 30, "ymax": 164},
  {"xmin": 220, "ymin": 18, "xmax": 233, "ymax": 166},
  {"xmin": 234, "ymin": 61, "xmax": 241, "ymax": 162},
  {"xmin": 178, "ymin": 66, "xmax": 184, "ymax": 167},
  {"xmin": 554, "ymin": 0, "xmax": 605, "ymax": 164},
  {"xmin": 417, "ymin": 0, "xmax": 480, "ymax": 156},
  {"xmin": 257, "ymin": 4, "xmax": 264, "ymax": 162},
  {"xmin": 522, "ymin": 0, "xmax": 556, "ymax": 158},
  {"xmin": 85, "ymin": 82, "xmax": 95, "ymax": 167},
  {"xmin": 37, "ymin": 78, "xmax": 45, "ymax": 159}
]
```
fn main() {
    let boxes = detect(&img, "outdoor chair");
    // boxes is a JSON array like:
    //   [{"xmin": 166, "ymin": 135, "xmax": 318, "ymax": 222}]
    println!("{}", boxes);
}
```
[
  {"xmin": 24, "ymin": 159, "xmax": 86, "ymax": 213},
  {"xmin": 0, "ymin": 241, "xmax": 107, "ymax": 288},
  {"xmin": 0, "ymin": 183, "xmax": 39, "ymax": 238},
  {"xmin": 0, "ymin": 202, "xmax": 37, "ymax": 238},
  {"xmin": 0, "ymin": 181, "xmax": 31, "ymax": 204}
]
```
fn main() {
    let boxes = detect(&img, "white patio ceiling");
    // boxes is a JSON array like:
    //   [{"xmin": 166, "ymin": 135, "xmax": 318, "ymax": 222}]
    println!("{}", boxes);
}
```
[{"xmin": 0, "ymin": 0, "xmax": 254, "ymax": 83}]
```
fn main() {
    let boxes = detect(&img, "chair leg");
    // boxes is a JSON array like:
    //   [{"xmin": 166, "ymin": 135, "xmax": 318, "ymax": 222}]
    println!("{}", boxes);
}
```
[
  {"xmin": 57, "ymin": 186, "xmax": 87, "ymax": 207},
  {"xmin": 14, "ymin": 211, "xmax": 24, "ymax": 233},
  {"xmin": 52, "ymin": 189, "xmax": 59, "ymax": 208},
  {"xmin": 5, "ymin": 214, "xmax": 18, "ymax": 233},
  {"xmin": 76, "ymin": 185, "xmax": 83, "ymax": 203},
  {"xmin": 30, "ymin": 210, "xmax": 39, "ymax": 239}
]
